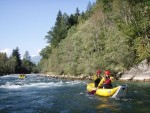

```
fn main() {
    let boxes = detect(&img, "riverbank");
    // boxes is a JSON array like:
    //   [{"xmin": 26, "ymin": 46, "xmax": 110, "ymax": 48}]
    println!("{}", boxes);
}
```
[
  {"xmin": 41, "ymin": 72, "xmax": 150, "ymax": 82},
  {"xmin": 41, "ymin": 72, "xmax": 92, "ymax": 80},
  {"xmin": 41, "ymin": 59, "xmax": 150, "ymax": 82},
  {"xmin": 43, "ymin": 74, "xmax": 150, "ymax": 82}
]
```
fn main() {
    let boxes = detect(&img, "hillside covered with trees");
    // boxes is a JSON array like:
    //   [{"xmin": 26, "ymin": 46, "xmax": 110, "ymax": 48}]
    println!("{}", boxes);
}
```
[{"xmin": 39, "ymin": 0, "xmax": 149, "ymax": 76}]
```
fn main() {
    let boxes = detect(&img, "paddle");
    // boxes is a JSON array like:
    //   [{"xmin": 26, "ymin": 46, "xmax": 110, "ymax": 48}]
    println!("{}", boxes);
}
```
[
  {"xmin": 88, "ymin": 86, "xmax": 104, "ymax": 95},
  {"xmin": 88, "ymin": 87, "xmax": 99, "ymax": 95},
  {"xmin": 88, "ymin": 89, "xmax": 96, "ymax": 95}
]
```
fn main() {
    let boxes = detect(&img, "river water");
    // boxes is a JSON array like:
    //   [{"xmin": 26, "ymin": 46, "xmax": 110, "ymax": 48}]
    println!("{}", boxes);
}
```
[{"xmin": 0, "ymin": 74, "xmax": 150, "ymax": 113}]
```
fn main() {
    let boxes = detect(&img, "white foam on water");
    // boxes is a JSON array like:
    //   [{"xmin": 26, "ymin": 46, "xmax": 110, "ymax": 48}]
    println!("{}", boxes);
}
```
[
  {"xmin": 0, "ymin": 74, "xmax": 18, "ymax": 78},
  {"xmin": 0, "ymin": 82, "xmax": 21, "ymax": 89},
  {"xmin": 0, "ymin": 81, "xmax": 65, "ymax": 89},
  {"xmin": 0, "ymin": 75, "xmax": 84, "ymax": 90},
  {"xmin": 65, "ymin": 80, "xmax": 82, "ymax": 86},
  {"xmin": 25, "ymin": 81, "xmax": 64, "ymax": 88}
]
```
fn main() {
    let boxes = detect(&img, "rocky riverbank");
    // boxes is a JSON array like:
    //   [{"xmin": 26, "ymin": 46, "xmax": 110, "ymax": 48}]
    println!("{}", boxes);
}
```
[
  {"xmin": 42, "ymin": 73, "xmax": 92, "ymax": 80},
  {"xmin": 42, "ymin": 59, "xmax": 150, "ymax": 82},
  {"xmin": 119, "ymin": 59, "xmax": 150, "ymax": 82}
]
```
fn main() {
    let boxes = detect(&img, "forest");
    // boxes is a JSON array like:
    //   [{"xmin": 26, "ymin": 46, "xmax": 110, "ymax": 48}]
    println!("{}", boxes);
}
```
[
  {"xmin": 0, "ymin": 47, "xmax": 39, "ymax": 75},
  {"xmin": 39, "ymin": 0, "xmax": 149, "ymax": 76}
]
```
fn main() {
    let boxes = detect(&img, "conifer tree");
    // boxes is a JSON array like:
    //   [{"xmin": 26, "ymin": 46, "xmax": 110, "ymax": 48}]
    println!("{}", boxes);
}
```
[
  {"xmin": 12, "ymin": 47, "xmax": 22, "ymax": 73},
  {"xmin": 23, "ymin": 51, "xmax": 31, "ymax": 61},
  {"xmin": 46, "ymin": 10, "xmax": 70, "ymax": 48}
]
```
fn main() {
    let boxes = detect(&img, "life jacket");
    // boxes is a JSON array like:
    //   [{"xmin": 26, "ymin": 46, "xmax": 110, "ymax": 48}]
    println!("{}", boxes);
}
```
[
  {"xmin": 104, "ymin": 76, "xmax": 111, "ymax": 84},
  {"xmin": 104, "ymin": 76, "xmax": 112, "ymax": 88}
]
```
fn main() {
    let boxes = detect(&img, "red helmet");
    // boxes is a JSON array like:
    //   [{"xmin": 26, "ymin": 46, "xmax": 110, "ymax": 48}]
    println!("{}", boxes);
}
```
[
  {"xmin": 96, "ymin": 69, "xmax": 101, "ymax": 75},
  {"xmin": 104, "ymin": 70, "xmax": 110, "ymax": 75}
]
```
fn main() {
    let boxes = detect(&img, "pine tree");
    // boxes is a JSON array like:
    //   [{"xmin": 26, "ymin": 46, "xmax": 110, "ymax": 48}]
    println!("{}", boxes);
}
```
[
  {"xmin": 12, "ymin": 47, "xmax": 22, "ymax": 73},
  {"xmin": 23, "ymin": 51, "xmax": 31, "ymax": 61},
  {"xmin": 45, "ymin": 10, "xmax": 70, "ymax": 48}
]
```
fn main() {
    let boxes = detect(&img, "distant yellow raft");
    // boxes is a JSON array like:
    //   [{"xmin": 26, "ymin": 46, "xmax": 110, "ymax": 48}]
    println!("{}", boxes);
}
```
[
  {"xmin": 19, "ymin": 74, "xmax": 26, "ymax": 79},
  {"xmin": 87, "ymin": 83, "xmax": 127, "ymax": 97}
]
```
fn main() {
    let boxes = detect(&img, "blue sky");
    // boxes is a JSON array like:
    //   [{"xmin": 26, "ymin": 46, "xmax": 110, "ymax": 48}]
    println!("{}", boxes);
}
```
[{"xmin": 0, "ymin": 0, "xmax": 96, "ymax": 58}]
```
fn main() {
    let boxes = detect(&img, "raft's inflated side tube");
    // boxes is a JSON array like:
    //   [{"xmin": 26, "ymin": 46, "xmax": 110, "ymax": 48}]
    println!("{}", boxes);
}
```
[{"xmin": 96, "ymin": 86, "xmax": 119, "ymax": 97}]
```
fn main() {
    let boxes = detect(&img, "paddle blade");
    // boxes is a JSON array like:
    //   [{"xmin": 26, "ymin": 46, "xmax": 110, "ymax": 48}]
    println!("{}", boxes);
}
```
[{"xmin": 88, "ymin": 90, "xmax": 96, "ymax": 95}]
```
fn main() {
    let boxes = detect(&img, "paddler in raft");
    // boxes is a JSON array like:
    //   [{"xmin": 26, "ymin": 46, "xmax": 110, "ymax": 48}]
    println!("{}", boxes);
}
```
[
  {"xmin": 98, "ymin": 70, "xmax": 114, "ymax": 89},
  {"xmin": 93, "ymin": 69, "xmax": 102, "ymax": 88}
]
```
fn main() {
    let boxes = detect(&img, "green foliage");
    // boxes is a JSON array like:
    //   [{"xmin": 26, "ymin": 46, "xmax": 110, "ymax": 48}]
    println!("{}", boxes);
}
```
[
  {"xmin": 22, "ymin": 58, "xmax": 37, "ymax": 74},
  {"xmin": 45, "ymin": 10, "xmax": 70, "ymax": 48},
  {"xmin": 135, "ymin": 37, "xmax": 150, "ymax": 62},
  {"xmin": 0, "ymin": 48, "xmax": 40, "ymax": 75},
  {"xmin": 40, "ymin": 46, "xmax": 52, "ymax": 59},
  {"xmin": 21, "ymin": 51, "xmax": 37, "ymax": 74},
  {"xmin": 12, "ymin": 47, "xmax": 22, "ymax": 73},
  {"xmin": 23, "ymin": 51, "xmax": 31, "ymax": 61},
  {"xmin": 39, "ymin": 0, "xmax": 149, "ymax": 76},
  {"xmin": 0, "ymin": 53, "xmax": 16, "ymax": 75}
]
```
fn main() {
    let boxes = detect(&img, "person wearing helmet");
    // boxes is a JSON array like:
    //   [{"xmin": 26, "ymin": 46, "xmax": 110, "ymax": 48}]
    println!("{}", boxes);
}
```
[
  {"xmin": 98, "ymin": 70, "xmax": 113, "ymax": 88},
  {"xmin": 93, "ymin": 69, "xmax": 102, "ymax": 88}
]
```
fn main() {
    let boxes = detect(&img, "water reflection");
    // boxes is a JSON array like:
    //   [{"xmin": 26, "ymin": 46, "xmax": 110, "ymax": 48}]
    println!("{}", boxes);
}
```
[{"xmin": 96, "ymin": 97, "xmax": 121, "ymax": 112}]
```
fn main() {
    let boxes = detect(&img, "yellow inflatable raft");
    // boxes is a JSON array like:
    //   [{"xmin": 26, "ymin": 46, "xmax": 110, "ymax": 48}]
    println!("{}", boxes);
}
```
[
  {"xmin": 19, "ymin": 74, "xmax": 26, "ymax": 79},
  {"xmin": 87, "ymin": 83, "xmax": 128, "ymax": 98}
]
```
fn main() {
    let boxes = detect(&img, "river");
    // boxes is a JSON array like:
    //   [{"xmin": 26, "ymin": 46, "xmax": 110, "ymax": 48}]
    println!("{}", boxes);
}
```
[{"xmin": 0, "ymin": 74, "xmax": 150, "ymax": 113}]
